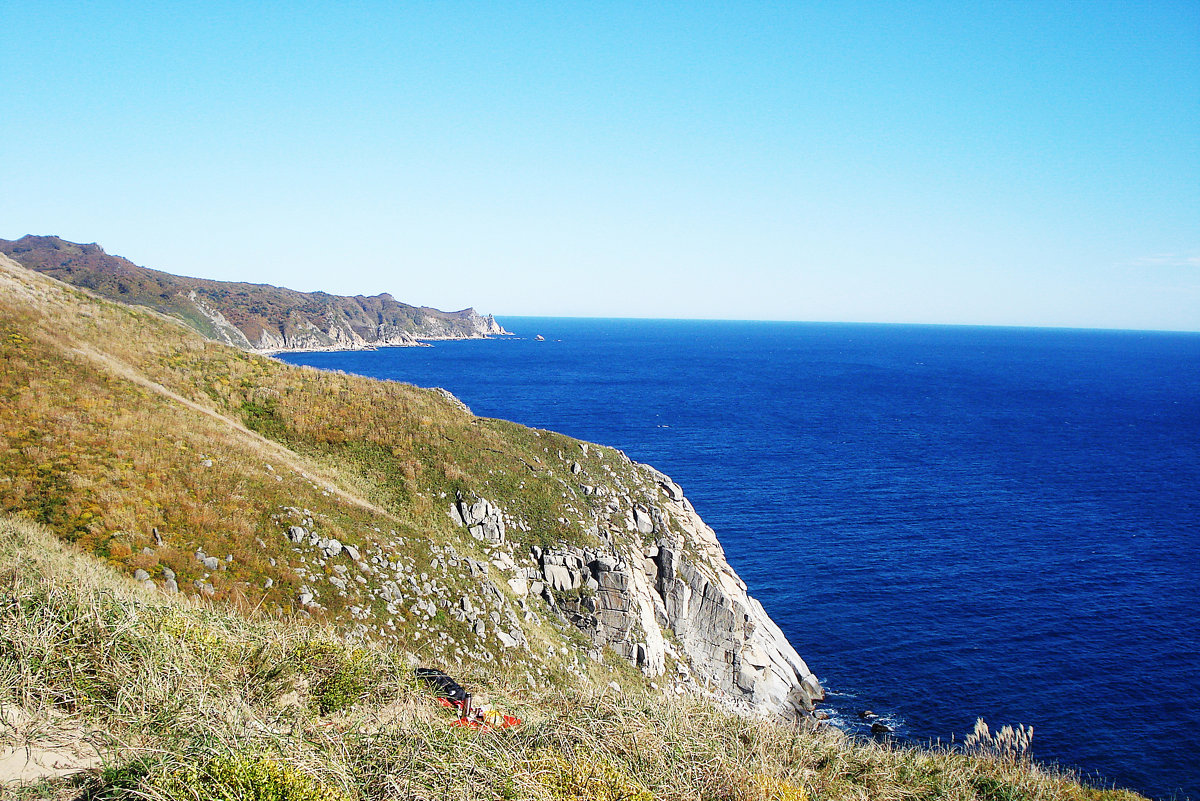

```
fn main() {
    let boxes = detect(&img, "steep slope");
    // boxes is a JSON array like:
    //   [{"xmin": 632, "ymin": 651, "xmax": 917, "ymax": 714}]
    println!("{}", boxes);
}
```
[
  {"xmin": 0, "ymin": 252, "xmax": 820, "ymax": 719},
  {"xmin": 0, "ymin": 235, "xmax": 509, "ymax": 352}
]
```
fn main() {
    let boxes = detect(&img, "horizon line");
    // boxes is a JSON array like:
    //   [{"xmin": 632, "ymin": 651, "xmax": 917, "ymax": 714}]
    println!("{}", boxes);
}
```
[{"xmin": 488, "ymin": 314, "xmax": 1200, "ymax": 336}]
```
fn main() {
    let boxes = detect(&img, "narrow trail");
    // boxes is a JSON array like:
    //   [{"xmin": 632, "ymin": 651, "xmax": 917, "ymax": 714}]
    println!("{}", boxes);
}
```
[{"xmin": 70, "ymin": 343, "xmax": 400, "ymax": 524}]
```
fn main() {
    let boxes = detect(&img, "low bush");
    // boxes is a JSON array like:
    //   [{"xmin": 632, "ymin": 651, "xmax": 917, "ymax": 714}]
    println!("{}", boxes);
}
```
[{"xmin": 92, "ymin": 752, "xmax": 352, "ymax": 801}]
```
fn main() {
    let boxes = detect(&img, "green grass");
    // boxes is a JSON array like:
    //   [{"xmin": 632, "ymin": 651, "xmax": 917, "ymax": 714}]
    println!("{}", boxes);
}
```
[{"xmin": 0, "ymin": 251, "xmax": 683, "ymax": 686}]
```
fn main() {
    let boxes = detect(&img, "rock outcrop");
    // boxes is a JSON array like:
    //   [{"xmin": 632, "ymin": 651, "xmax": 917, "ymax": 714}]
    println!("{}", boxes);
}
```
[
  {"xmin": 646, "ymin": 478, "xmax": 824, "ymax": 716},
  {"xmin": 447, "ymin": 459, "xmax": 824, "ymax": 721}
]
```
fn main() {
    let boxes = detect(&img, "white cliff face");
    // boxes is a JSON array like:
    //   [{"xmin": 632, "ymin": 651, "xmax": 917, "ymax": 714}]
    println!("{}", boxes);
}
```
[
  {"xmin": 446, "ymin": 456, "xmax": 823, "ymax": 721},
  {"xmin": 181, "ymin": 293, "xmax": 504, "ymax": 354},
  {"xmin": 647, "ymin": 482, "xmax": 824, "ymax": 716},
  {"xmin": 186, "ymin": 291, "xmax": 254, "ymax": 349}
]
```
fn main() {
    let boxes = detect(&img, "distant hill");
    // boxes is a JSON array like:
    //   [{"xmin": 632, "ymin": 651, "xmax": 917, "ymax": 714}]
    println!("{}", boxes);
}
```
[{"xmin": 0, "ymin": 235, "xmax": 509, "ymax": 352}]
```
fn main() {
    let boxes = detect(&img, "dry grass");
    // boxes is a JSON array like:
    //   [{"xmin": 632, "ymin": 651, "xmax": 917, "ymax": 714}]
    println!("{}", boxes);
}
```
[{"xmin": 1, "ymin": 515, "xmax": 1145, "ymax": 801}]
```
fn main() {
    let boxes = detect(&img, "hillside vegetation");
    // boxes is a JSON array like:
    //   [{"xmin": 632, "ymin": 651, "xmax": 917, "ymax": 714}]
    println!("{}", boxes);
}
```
[
  {"xmin": 0, "ymin": 254, "xmax": 1147, "ymax": 798},
  {"xmin": 0, "ymin": 250, "xmax": 639, "ymax": 690}
]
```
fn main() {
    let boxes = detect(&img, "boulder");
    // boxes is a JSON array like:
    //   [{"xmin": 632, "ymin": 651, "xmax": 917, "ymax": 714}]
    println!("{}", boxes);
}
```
[
  {"xmin": 659, "ymin": 479, "xmax": 685, "ymax": 502},
  {"xmin": 589, "ymin": 555, "xmax": 618, "ymax": 574},
  {"xmin": 467, "ymin": 499, "xmax": 492, "ymax": 525},
  {"xmin": 736, "ymin": 661, "xmax": 760, "ymax": 693},
  {"xmin": 543, "ymin": 563, "xmax": 580, "ymax": 592},
  {"xmin": 632, "ymin": 507, "xmax": 654, "ymax": 535},
  {"xmin": 802, "ymin": 675, "xmax": 824, "ymax": 706},
  {"xmin": 742, "ymin": 645, "xmax": 770, "ymax": 668}
]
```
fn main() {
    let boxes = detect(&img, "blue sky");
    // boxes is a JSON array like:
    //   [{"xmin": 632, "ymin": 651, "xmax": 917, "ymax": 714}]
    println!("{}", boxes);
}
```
[{"xmin": 3, "ymin": 1, "xmax": 1198, "ymax": 330}]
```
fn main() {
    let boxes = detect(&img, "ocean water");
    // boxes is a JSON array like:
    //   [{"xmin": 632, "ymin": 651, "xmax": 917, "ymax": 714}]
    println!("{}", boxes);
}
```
[{"xmin": 279, "ymin": 318, "xmax": 1200, "ymax": 800}]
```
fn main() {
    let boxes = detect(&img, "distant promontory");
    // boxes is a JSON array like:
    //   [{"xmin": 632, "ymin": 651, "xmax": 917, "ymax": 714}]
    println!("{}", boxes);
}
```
[{"xmin": 0, "ymin": 235, "xmax": 509, "ymax": 353}]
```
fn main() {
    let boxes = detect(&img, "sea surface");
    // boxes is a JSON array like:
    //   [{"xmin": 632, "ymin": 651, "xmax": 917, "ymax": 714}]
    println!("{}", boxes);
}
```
[{"xmin": 279, "ymin": 318, "xmax": 1200, "ymax": 800}]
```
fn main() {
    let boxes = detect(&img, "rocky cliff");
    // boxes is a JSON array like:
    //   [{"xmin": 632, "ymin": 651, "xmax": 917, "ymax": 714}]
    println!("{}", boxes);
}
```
[
  {"xmin": 0, "ymin": 251, "xmax": 1151, "ymax": 801},
  {"xmin": 443, "ymin": 451, "xmax": 823, "ymax": 719},
  {"xmin": 0, "ymin": 235, "xmax": 509, "ymax": 352}
]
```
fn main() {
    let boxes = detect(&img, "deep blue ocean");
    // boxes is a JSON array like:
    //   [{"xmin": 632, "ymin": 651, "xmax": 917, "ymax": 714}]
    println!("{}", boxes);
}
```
[{"xmin": 279, "ymin": 318, "xmax": 1200, "ymax": 800}]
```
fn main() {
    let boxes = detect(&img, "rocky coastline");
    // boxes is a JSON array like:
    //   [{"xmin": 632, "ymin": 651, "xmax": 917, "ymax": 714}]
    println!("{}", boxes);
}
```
[
  {"xmin": 0, "ymin": 245, "xmax": 816, "ymax": 724},
  {"xmin": 254, "ymin": 326, "xmax": 512, "ymax": 357}
]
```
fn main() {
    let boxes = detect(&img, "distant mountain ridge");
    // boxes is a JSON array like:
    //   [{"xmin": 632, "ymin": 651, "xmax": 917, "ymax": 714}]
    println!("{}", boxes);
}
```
[{"xmin": 0, "ymin": 235, "xmax": 509, "ymax": 352}]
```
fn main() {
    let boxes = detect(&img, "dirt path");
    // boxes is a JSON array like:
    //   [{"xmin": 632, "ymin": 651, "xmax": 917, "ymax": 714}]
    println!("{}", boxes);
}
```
[
  {"xmin": 0, "ymin": 707, "xmax": 102, "ymax": 787},
  {"xmin": 70, "ymin": 344, "xmax": 399, "ymax": 523}
]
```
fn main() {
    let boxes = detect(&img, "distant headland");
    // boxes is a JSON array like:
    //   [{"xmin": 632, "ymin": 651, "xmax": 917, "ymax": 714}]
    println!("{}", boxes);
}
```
[{"xmin": 0, "ymin": 235, "xmax": 510, "ymax": 354}]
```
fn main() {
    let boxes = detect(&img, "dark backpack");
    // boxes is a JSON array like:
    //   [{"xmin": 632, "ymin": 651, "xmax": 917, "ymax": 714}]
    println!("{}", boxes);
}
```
[{"xmin": 415, "ymin": 667, "xmax": 468, "ymax": 703}]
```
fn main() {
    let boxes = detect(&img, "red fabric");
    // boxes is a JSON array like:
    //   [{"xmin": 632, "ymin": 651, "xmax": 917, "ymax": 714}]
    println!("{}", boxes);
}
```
[
  {"xmin": 449, "ymin": 714, "xmax": 522, "ymax": 731},
  {"xmin": 429, "ymin": 689, "xmax": 521, "ymax": 730}
]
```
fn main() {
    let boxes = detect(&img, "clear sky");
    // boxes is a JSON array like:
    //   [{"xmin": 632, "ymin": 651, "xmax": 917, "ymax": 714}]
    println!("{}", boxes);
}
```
[{"xmin": 3, "ymin": 1, "xmax": 1198, "ymax": 330}]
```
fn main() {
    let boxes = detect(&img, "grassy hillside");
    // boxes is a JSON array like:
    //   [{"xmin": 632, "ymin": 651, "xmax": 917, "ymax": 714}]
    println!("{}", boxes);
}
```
[
  {"xmin": 0, "ymin": 515, "xmax": 1145, "ymax": 801},
  {"xmin": 1, "ymin": 250, "xmax": 666, "ymax": 690},
  {"xmin": 0, "ymin": 254, "xmax": 1148, "ymax": 798}
]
